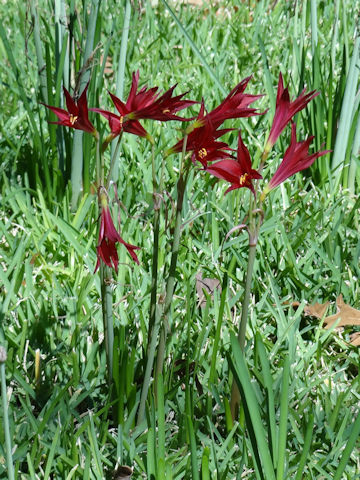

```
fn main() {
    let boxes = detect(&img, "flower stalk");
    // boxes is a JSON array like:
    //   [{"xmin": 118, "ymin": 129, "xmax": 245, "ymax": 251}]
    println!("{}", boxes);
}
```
[
  {"xmin": 155, "ymin": 135, "xmax": 189, "ymax": 383},
  {"xmin": 137, "ymin": 135, "xmax": 189, "ymax": 425},
  {"xmin": 100, "ymin": 263, "xmax": 114, "ymax": 382},
  {"xmin": 230, "ymin": 193, "xmax": 261, "ymax": 419},
  {"xmin": 106, "ymin": 132, "xmax": 123, "ymax": 189},
  {"xmin": 148, "ymin": 145, "xmax": 163, "ymax": 340}
]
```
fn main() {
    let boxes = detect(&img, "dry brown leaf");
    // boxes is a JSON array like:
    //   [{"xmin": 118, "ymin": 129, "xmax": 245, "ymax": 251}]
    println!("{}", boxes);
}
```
[
  {"xmin": 195, "ymin": 272, "xmax": 221, "ymax": 308},
  {"xmin": 304, "ymin": 301, "xmax": 330, "ymax": 319},
  {"xmin": 350, "ymin": 332, "xmax": 360, "ymax": 347},
  {"xmin": 302, "ymin": 295, "xmax": 360, "ymax": 347},
  {"xmin": 323, "ymin": 294, "xmax": 360, "ymax": 329}
]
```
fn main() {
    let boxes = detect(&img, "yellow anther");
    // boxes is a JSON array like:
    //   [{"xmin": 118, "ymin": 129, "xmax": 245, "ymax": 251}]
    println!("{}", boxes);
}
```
[
  {"xmin": 162, "ymin": 108, "xmax": 170, "ymax": 114},
  {"xmin": 198, "ymin": 148, "xmax": 207, "ymax": 159},
  {"xmin": 69, "ymin": 114, "xmax": 78, "ymax": 125},
  {"xmin": 239, "ymin": 173, "xmax": 249, "ymax": 185}
]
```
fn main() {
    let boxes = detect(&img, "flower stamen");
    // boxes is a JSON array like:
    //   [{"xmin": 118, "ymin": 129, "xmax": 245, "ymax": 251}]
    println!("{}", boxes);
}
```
[
  {"xmin": 239, "ymin": 173, "xmax": 248, "ymax": 185},
  {"xmin": 69, "ymin": 114, "xmax": 78, "ymax": 125},
  {"xmin": 198, "ymin": 147, "xmax": 207, "ymax": 159}
]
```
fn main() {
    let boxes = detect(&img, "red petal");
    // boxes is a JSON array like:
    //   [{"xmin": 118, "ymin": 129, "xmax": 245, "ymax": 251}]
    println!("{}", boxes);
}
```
[
  {"xmin": 63, "ymin": 87, "xmax": 78, "ymax": 115},
  {"xmin": 236, "ymin": 131, "xmax": 252, "ymax": 172}
]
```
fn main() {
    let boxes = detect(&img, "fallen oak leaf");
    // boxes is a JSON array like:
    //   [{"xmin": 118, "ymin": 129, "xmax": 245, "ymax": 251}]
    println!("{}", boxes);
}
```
[
  {"xmin": 304, "ymin": 301, "xmax": 330, "ymax": 319},
  {"xmin": 350, "ymin": 332, "xmax": 360, "ymax": 347},
  {"xmin": 323, "ymin": 294, "xmax": 360, "ymax": 330}
]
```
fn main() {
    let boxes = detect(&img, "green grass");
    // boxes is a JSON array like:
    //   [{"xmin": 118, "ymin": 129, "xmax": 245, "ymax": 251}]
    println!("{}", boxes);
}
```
[{"xmin": 1, "ymin": 0, "xmax": 360, "ymax": 478}]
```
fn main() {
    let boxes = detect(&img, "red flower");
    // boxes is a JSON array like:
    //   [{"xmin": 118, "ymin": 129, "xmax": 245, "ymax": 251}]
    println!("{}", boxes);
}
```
[
  {"xmin": 92, "ymin": 105, "xmax": 149, "ymax": 139},
  {"xmin": 167, "ymin": 77, "xmax": 263, "ymax": 165},
  {"xmin": 169, "ymin": 103, "xmax": 235, "ymax": 166},
  {"xmin": 43, "ymin": 83, "xmax": 97, "ymax": 136},
  {"xmin": 206, "ymin": 76, "xmax": 263, "ymax": 127},
  {"xmin": 95, "ymin": 193, "xmax": 140, "ymax": 273},
  {"xmin": 91, "ymin": 71, "xmax": 196, "ymax": 140},
  {"xmin": 264, "ymin": 123, "xmax": 330, "ymax": 194},
  {"xmin": 265, "ymin": 73, "xmax": 319, "ymax": 151},
  {"xmin": 205, "ymin": 131, "xmax": 262, "ymax": 195}
]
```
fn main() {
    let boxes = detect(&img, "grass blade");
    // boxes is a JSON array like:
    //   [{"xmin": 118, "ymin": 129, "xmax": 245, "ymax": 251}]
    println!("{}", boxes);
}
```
[
  {"xmin": 43, "ymin": 423, "xmax": 61, "ymax": 480},
  {"xmin": 0, "ymin": 348, "xmax": 14, "ymax": 480},
  {"xmin": 256, "ymin": 333, "xmax": 277, "ymax": 462},
  {"xmin": 294, "ymin": 414, "xmax": 314, "ymax": 480},
  {"xmin": 276, "ymin": 356, "xmax": 290, "ymax": 480},
  {"xmin": 156, "ymin": 373, "xmax": 166, "ymax": 479},
  {"xmin": 160, "ymin": 0, "xmax": 226, "ymax": 95},
  {"xmin": 229, "ymin": 333, "xmax": 276, "ymax": 480},
  {"xmin": 71, "ymin": 0, "xmax": 100, "ymax": 206},
  {"xmin": 30, "ymin": 0, "xmax": 48, "ymax": 103},
  {"xmin": 332, "ymin": 411, "xmax": 360, "ymax": 480},
  {"xmin": 332, "ymin": 34, "xmax": 360, "ymax": 183}
]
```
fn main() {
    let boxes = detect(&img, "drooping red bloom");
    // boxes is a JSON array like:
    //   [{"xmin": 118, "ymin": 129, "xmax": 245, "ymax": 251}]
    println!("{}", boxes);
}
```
[
  {"xmin": 205, "ymin": 131, "xmax": 262, "ymax": 195},
  {"xmin": 265, "ymin": 73, "xmax": 319, "ymax": 151},
  {"xmin": 264, "ymin": 123, "xmax": 330, "ymax": 193},
  {"xmin": 95, "ymin": 193, "xmax": 140, "ymax": 273},
  {"xmin": 43, "ymin": 83, "xmax": 97, "ymax": 136},
  {"xmin": 91, "ymin": 71, "xmax": 197, "ymax": 140}
]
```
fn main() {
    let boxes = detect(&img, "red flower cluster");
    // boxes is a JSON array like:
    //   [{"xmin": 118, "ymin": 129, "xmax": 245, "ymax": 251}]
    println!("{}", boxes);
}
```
[
  {"xmin": 95, "ymin": 191, "xmax": 140, "ymax": 273},
  {"xmin": 92, "ymin": 71, "xmax": 197, "ymax": 141},
  {"xmin": 168, "ymin": 77, "xmax": 263, "ymax": 167},
  {"xmin": 181, "ymin": 73, "xmax": 325, "ymax": 198},
  {"xmin": 42, "ymin": 70, "xmax": 329, "ymax": 271}
]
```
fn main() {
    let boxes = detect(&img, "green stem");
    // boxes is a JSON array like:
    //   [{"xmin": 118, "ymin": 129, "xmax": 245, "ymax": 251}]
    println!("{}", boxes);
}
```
[
  {"xmin": 97, "ymin": 130, "xmax": 115, "ymax": 384},
  {"xmin": 95, "ymin": 136, "xmax": 101, "ymax": 186},
  {"xmin": 230, "ymin": 196, "xmax": 260, "ymax": 420},
  {"xmin": 148, "ymin": 145, "xmax": 160, "ymax": 341},
  {"xmin": 106, "ymin": 133, "xmax": 123, "ymax": 189},
  {"xmin": 100, "ymin": 263, "xmax": 114, "ymax": 382},
  {"xmin": 237, "ymin": 243, "xmax": 257, "ymax": 349},
  {"xmin": 137, "ymin": 137, "xmax": 189, "ymax": 425},
  {"xmin": 137, "ymin": 171, "xmax": 188, "ymax": 425},
  {"xmin": 70, "ymin": 0, "xmax": 99, "ymax": 207},
  {"xmin": 137, "ymin": 305, "xmax": 161, "ymax": 425},
  {"xmin": 0, "ymin": 347, "xmax": 14, "ymax": 480},
  {"xmin": 96, "ymin": 126, "xmax": 115, "ymax": 384},
  {"xmin": 155, "ymin": 138, "xmax": 189, "ymax": 384}
]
